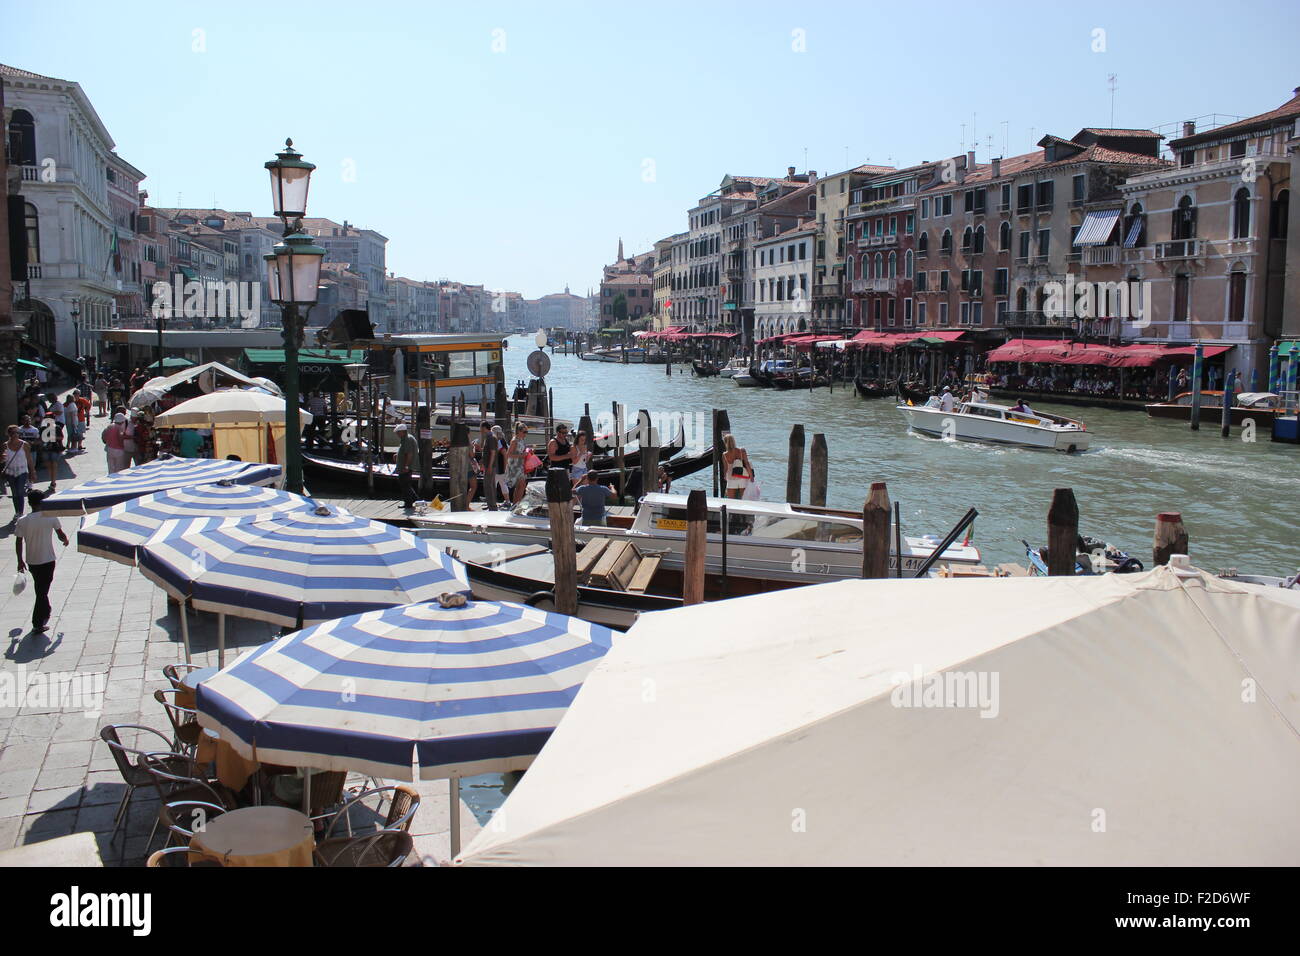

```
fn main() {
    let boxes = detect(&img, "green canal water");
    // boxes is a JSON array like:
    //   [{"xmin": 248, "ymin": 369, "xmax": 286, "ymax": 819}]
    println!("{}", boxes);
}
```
[{"xmin": 504, "ymin": 337, "xmax": 1298, "ymax": 578}]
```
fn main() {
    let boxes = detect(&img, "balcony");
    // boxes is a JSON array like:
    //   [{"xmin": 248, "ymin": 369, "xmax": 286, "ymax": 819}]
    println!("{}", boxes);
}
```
[
  {"xmin": 813, "ymin": 283, "xmax": 842, "ymax": 298},
  {"xmin": 21, "ymin": 165, "xmax": 42, "ymax": 182},
  {"xmin": 1003, "ymin": 311, "xmax": 1073, "ymax": 328},
  {"xmin": 1155, "ymin": 239, "xmax": 1204, "ymax": 260},
  {"xmin": 27, "ymin": 264, "xmax": 42, "ymax": 279},
  {"xmin": 1083, "ymin": 245, "xmax": 1122, "ymax": 266},
  {"xmin": 851, "ymin": 278, "xmax": 897, "ymax": 294},
  {"xmin": 867, "ymin": 234, "xmax": 898, "ymax": 247}
]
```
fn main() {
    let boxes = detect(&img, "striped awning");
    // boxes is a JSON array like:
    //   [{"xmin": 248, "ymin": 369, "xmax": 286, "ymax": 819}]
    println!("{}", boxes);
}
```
[
  {"xmin": 1122, "ymin": 216, "xmax": 1144, "ymax": 248},
  {"xmin": 1073, "ymin": 209, "xmax": 1122, "ymax": 246},
  {"xmin": 137, "ymin": 505, "xmax": 470, "ymax": 629},
  {"xmin": 195, "ymin": 598, "xmax": 617, "ymax": 780},
  {"xmin": 77, "ymin": 482, "xmax": 325, "ymax": 566},
  {"xmin": 37, "ymin": 456, "xmax": 282, "ymax": 517}
]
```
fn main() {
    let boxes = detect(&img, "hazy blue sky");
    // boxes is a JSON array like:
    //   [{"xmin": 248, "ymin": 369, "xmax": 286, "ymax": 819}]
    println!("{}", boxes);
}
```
[{"xmin": 4, "ymin": 0, "xmax": 1298, "ymax": 298}]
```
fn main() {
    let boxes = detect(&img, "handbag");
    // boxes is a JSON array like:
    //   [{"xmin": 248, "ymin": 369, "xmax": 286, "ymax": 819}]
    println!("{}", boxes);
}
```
[{"xmin": 523, "ymin": 449, "xmax": 543, "ymax": 474}]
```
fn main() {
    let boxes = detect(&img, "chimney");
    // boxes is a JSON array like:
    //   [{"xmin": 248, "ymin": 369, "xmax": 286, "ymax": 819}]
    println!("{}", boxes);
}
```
[
  {"xmin": 1182, "ymin": 121, "xmax": 1196, "ymax": 138},
  {"xmin": 808, "ymin": 170, "xmax": 817, "ymax": 181},
  {"xmin": 967, "ymin": 150, "xmax": 976, "ymax": 171},
  {"xmin": 788, "ymin": 166, "xmax": 796, "ymax": 178},
  {"xmin": 991, "ymin": 157, "xmax": 1001, "ymax": 179}
]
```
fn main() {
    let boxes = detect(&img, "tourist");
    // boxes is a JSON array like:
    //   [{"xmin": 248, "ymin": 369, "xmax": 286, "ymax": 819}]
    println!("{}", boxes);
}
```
[
  {"xmin": 175, "ymin": 427, "xmax": 204, "ymax": 458},
  {"xmin": 3, "ymin": 425, "xmax": 37, "ymax": 523},
  {"xmin": 505, "ymin": 423, "xmax": 530, "ymax": 505},
  {"xmin": 73, "ymin": 392, "xmax": 92, "ymax": 451},
  {"xmin": 132, "ymin": 410, "xmax": 153, "ymax": 464},
  {"xmin": 569, "ymin": 431, "xmax": 592, "ymax": 486},
  {"xmin": 572, "ymin": 471, "xmax": 616, "ymax": 527},
  {"xmin": 307, "ymin": 391, "xmax": 328, "ymax": 443},
  {"xmin": 14, "ymin": 488, "xmax": 69, "ymax": 633},
  {"xmin": 721, "ymin": 432, "xmax": 753, "ymax": 500},
  {"xmin": 93, "ymin": 374, "xmax": 109, "ymax": 416},
  {"xmin": 103, "ymin": 412, "xmax": 130, "ymax": 473},
  {"xmin": 394, "ymin": 423, "xmax": 419, "ymax": 510},
  {"xmin": 655, "ymin": 464, "xmax": 671, "ymax": 494},
  {"xmin": 939, "ymin": 386, "xmax": 956, "ymax": 413},
  {"xmin": 1011, "ymin": 398, "xmax": 1033, "ymax": 414},
  {"xmin": 63, "ymin": 392, "xmax": 82, "ymax": 454},
  {"xmin": 546, "ymin": 423, "xmax": 574, "ymax": 476}
]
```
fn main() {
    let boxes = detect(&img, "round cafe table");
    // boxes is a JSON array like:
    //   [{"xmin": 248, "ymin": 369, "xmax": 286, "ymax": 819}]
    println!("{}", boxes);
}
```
[
  {"xmin": 196, "ymin": 729, "xmax": 259, "ymax": 792},
  {"xmin": 176, "ymin": 666, "xmax": 218, "ymax": 710},
  {"xmin": 189, "ymin": 806, "xmax": 315, "ymax": 867}
]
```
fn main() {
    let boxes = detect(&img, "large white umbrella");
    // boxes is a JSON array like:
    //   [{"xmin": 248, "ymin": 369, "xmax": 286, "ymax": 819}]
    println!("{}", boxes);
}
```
[
  {"xmin": 458, "ymin": 564, "xmax": 1300, "ymax": 865},
  {"xmin": 154, "ymin": 388, "xmax": 312, "ymax": 427}
]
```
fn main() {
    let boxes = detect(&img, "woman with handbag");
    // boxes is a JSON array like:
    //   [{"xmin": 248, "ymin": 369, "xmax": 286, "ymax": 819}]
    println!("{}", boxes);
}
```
[
  {"xmin": 505, "ymin": 423, "xmax": 530, "ymax": 505},
  {"xmin": 721, "ymin": 433, "xmax": 754, "ymax": 500},
  {"xmin": 3, "ymin": 425, "xmax": 36, "ymax": 523}
]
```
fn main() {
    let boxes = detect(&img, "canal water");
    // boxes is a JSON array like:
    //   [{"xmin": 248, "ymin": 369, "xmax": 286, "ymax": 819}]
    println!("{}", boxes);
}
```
[{"xmin": 504, "ymin": 336, "xmax": 1298, "ymax": 578}]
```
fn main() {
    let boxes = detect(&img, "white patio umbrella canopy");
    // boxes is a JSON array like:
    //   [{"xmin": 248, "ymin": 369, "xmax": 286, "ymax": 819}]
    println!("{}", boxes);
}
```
[
  {"xmin": 459, "ymin": 566, "xmax": 1300, "ymax": 866},
  {"xmin": 154, "ymin": 388, "xmax": 312, "ymax": 427}
]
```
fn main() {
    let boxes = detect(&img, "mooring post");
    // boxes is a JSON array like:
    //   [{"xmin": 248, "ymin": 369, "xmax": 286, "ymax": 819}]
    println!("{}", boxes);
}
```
[
  {"xmin": 613, "ymin": 401, "xmax": 626, "ymax": 504},
  {"xmin": 810, "ymin": 433, "xmax": 828, "ymax": 507},
  {"xmin": 683, "ymin": 489, "xmax": 708, "ymax": 606},
  {"xmin": 862, "ymin": 481, "xmax": 891, "ymax": 579},
  {"xmin": 1220, "ymin": 370, "xmax": 1235, "ymax": 438},
  {"xmin": 786, "ymin": 424, "xmax": 805, "ymax": 504},
  {"xmin": 546, "ymin": 468, "xmax": 578, "ymax": 615},
  {"xmin": 1189, "ymin": 344, "xmax": 1204, "ymax": 430},
  {"xmin": 1153, "ymin": 512, "xmax": 1188, "ymax": 567},
  {"xmin": 447, "ymin": 422, "xmax": 470, "ymax": 511},
  {"xmin": 1046, "ymin": 487, "xmax": 1079, "ymax": 576},
  {"xmin": 416, "ymin": 403, "xmax": 432, "ymax": 499}
]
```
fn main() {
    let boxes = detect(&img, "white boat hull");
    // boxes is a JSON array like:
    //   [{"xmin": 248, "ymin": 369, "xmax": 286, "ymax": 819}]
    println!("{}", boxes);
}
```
[{"xmin": 899, "ymin": 404, "xmax": 1091, "ymax": 452}]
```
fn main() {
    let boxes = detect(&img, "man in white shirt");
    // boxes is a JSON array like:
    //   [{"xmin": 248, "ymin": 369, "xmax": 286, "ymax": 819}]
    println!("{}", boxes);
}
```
[
  {"xmin": 939, "ymin": 386, "xmax": 956, "ymax": 413},
  {"xmin": 15, "ymin": 488, "xmax": 68, "ymax": 632}
]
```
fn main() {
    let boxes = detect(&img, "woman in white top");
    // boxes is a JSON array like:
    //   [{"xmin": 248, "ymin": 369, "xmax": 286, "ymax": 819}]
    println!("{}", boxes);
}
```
[
  {"xmin": 568, "ymin": 431, "xmax": 592, "ymax": 487},
  {"xmin": 3, "ymin": 424, "xmax": 37, "ymax": 521},
  {"xmin": 721, "ymin": 433, "xmax": 754, "ymax": 500}
]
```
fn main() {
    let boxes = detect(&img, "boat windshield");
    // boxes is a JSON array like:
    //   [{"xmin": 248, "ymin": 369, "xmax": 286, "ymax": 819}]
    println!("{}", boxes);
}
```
[{"xmin": 648, "ymin": 506, "xmax": 861, "ymax": 542}]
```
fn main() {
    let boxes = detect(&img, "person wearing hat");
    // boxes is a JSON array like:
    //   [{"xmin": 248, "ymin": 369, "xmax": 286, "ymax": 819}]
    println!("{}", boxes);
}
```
[
  {"xmin": 939, "ymin": 386, "xmax": 955, "ymax": 413},
  {"xmin": 394, "ymin": 422, "xmax": 419, "ymax": 510},
  {"xmin": 103, "ymin": 412, "xmax": 130, "ymax": 473}
]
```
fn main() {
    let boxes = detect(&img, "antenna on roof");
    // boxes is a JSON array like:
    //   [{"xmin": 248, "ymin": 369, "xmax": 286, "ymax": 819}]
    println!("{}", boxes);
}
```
[
  {"xmin": 960, "ymin": 122, "xmax": 966, "ymax": 152},
  {"xmin": 1001, "ymin": 121, "xmax": 1009, "ymax": 156},
  {"xmin": 1108, "ymin": 74, "xmax": 1118, "ymax": 126}
]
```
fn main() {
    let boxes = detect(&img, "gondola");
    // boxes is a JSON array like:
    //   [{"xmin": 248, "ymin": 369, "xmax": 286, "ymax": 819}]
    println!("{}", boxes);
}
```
[
  {"xmin": 895, "ymin": 378, "xmax": 932, "ymax": 404},
  {"xmin": 854, "ymin": 376, "xmax": 892, "ymax": 399},
  {"xmin": 692, "ymin": 360, "xmax": 722, "ymax": 377}
]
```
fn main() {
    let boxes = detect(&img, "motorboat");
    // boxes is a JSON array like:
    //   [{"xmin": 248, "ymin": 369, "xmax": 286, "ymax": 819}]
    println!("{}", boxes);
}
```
[
  {"xmin": 413, "ymin": 491, "xmax": 983, "ymax": 589},
  {"xmin": 1144, "ymin": 390, "xmax": 1279, "ymax": 429},
  {"xmin": 899, "ymin": 397, "xmax": 1091, "ymax": 452},
  {"xmin": 733, "ymin": 369, "xmax": 762, "ymax": 387},
  {"xmin": 720, "ymin": 357, "xmax": 749, "ymax": 378}
]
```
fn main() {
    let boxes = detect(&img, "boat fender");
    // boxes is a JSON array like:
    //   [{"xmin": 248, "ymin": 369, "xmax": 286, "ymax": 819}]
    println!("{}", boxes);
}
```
[
  {"xmin": 1116, "ymin": 557, "xmax": 1144, "ymax": 574},
  {"xmin": 523, "ymin": 590, "xmax": 556, "ymax": 607}
]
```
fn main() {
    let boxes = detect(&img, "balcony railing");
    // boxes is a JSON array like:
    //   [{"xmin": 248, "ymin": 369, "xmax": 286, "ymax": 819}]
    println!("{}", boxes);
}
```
[
  {"xmin": 1155, "ymin": 239, "xmax": 1204, "ymax": 260},
  {"xmin": 1083, "ymin": 245, "xmax": 1122, "ymax": 266},
  {"xmin": 813, "ymin": 283, "xmax": 842, "ymax": 297},
  {"xmin": 21, "ymin": 165, "xmax": 42, "ymax": 182},
  {"xmin": 27, "ymin": 264, "xmax": 42, "ymax": 279},
  {"xmin": 1002, "ymin": 311, "xmax": 1074, "ymax": 328}
]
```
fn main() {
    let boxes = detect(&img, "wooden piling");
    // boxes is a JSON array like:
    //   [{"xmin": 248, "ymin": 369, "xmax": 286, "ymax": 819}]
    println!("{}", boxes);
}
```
[
  {"xmin": 1153, "ymin": 512, "xmax": 1188, "ymax": 567},
  {"xmin": 546, "ymin": 468, "xmax": 578, "ymax": 615},
  {"xmin": 494, "ymin": 368, "xmax": 511, "ymax": 435},
  {"xmin": 416, "ymin": 403, "xmax": 432, "ymax": 498},
  {"xmin": 786, "ymin": 424, "xmax": 805, "ymax": 504},
  {"xmin": 1189, "ymin": 345, "xmax": 1204, "ymax": 430},
  {"xmin": 448, "ymin": 421, "xmax": 470, "ymax": 511},
  {"xmin": 861, "ymin": 481, "xmax": 890, "ymax": 579},
  {"xmin": 809, "ymin": 433, "xmax": 828, "ymax": 507},
  {"xmin": 613, "ymin": 402, "xmax": 626, "ymax": 504},
  {"xmin": 683, "ymin": 489, "xmax": 707, "ymax": 605},
  {"xmin": 1046, "ymin": 487, "xmax": 1079, "ymax": 576},
  {"xmin": 1220, "ymin": 370, "xmax": 1234, "ymax": 438}
]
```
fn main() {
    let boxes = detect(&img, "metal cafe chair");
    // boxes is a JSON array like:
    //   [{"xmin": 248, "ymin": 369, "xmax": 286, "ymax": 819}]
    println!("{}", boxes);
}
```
[
  {"xmin": 99, "ymin": 724, "xmax": 189, "ymax": 842},
  {"xmin": 153, "ymin": 688, "xmax": 204, "ymax": 762},
  {"xmin": 146, "ymin": 846, "xmax": 223, "ymax": 868},
  {"xmin": 139, "ymin": 753, "xmax": 239, "ymax": 854},
  {"xmin": 161, "ymin": 663, "xmax": 201, "ymax": 691},
  {"xmin": 313, "ymin": 829, "xmax": 415, "ymax": 868},
  {"xmin": 160, "ymin": 799, "xmax": 228, "ymax": 847}
]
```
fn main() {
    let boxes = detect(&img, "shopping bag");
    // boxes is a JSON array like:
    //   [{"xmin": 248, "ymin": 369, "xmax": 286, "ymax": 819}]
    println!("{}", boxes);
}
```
[
  {"xmin": 524, "ymin": 450, "xmax": 543, "ymax": 474},
  {"xmin": 742, "ymin": 479, "xmax": 762, "ymax": 501},
  {"xmin": 13, "ymin": 572, "xmax": 27, "ymax": 595}
]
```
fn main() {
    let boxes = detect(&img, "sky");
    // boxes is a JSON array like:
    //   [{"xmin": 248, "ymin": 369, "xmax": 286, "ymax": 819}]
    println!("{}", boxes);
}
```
[{"xmin": 4, "ymin": 0, "xmax": 1298, "ymax": 299}]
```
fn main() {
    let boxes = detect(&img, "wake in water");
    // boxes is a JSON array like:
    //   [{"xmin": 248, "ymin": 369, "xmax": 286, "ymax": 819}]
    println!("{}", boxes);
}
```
[{"xmin": 1094, "ymin": 446, "xmax": 1300, "ymax": 491}]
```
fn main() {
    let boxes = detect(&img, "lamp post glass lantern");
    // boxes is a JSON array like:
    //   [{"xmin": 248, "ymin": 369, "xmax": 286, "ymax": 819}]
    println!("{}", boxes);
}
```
[{"xmin": 264, "ymin": 139, "xmax": 320, "ymax": 494}]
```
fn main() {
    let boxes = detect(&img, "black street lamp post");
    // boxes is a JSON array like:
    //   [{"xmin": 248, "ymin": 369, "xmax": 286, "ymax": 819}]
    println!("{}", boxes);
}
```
[{"xmin": 264, "ymin": 139, "xmax": 323, "ymax": 494}]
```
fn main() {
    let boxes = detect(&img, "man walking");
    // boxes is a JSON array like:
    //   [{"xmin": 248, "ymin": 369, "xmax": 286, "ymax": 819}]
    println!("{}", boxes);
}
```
[
  {"xmin": 394, "ymin": 423, "xmax": 419, "ymax": 510},
  {"xmin": 15, "ymin": 488, "xmax": 69, "ymax": 632}
]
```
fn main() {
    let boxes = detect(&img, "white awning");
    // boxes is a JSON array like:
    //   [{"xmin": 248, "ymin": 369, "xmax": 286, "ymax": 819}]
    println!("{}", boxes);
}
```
[{"xmin": 1073, "ymin": 209, "xmax": 1122, "ymax": 246}]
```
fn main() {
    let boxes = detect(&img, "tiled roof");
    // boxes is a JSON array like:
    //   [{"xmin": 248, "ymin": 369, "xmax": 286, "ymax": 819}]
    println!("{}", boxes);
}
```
[
  {"xmin": 853, "ymin": 164, "xmax": 897, "ymax": 174},
  {"xmin": 920, "ymin": 141, "xmax": 1169, "ymax": 192},
  {"xmin": 0, "ymin": 63, "xmax": 60, "ymax": 81},
  {"xmin": 1074, "ymin": 128, "xmax": 1162, "ymax": 139},
  {"xmin": 1170, "ymin": 91, "xmax": 1300, "ymax": 147}
]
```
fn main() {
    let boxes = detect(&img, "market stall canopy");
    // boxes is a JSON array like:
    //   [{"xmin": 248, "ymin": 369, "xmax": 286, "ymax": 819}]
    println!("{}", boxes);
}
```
[
  {"xmin": 847, "ymin": 329, "xmax": 967, "ymax": 352},
  {"xmin": 154, "ymin": 388, "xmax": 313, "ymax": 427},
  {"xmin": 986, "ymin": 340, "xmax": 1234, "ymax": 368},
  {"xmin": 458, "ymin": 566, "xmax": 1300, "ymax": 866},
  {"xmin": 129, "ymin": 361, "xmax": 265, "ymax": 409},
  {"xmin": 146, "ymin": 357, "xmax": 195, "ymax": 371}
]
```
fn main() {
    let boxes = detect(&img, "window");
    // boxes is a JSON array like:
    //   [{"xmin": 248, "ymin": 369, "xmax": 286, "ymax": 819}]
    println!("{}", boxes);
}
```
[
  {"xmin": 888, "ymin": 252, "xmax": 897, "ymax": 278},
  {"xmin": 960, "ymin": 302, "xmax": 970, "ymax": 325},
  {"xmin": 1174, "ymin": 273, "xmax": 1190, "ymax": 321},
  {"xmin": 942, "ymin": 195, "xmax": 952, "ymax": 216},
  {"xmin": 921, "ymin": 199, "xmax": 930, "ymax": 218},
  {"xmin": 1229, "ymin": 271, "xmax": 1246, "ymax": 321},
  {"xmin": 887, "ymin": 300, "xmax": 896, "ymax": 326},
  {"xmin": 1232, "ymin": 188, "xmax": 1250, "ymax": 239},
  {"xmin": 999, "ymin": 221, "xmax": 1011, "ymax": 250},
  {"xmin": 994, "ymin": 268, "xmax": 1008, "ymax": 296},
  {"xmin": 972, "ymin": 302, "xmax": 983, "ymax": 326},
  {"xmin": 1271, "ymin": 190, "xmax": 1290, "ymax": 240},
  {"xmin": 962, "ymin": 227, "xmax": 973, "ymax": 252},
  {"xmin": 904, "ymin": 298, "xmax": 913, "ymax": 326},
  {"xmin": 1017, "ymin": 184, "xmax": 1033, "ymax": 212},
  {"xmin": 918, "ymin": 232, "xmax": 929, "ymax": 256},
  {"xmin": 889, "ymin": 217, "xmax": 897, "ymax": 235},
  {"xmin": 23, "ymin": 203, "xmax": 40, "ymax": 263},
  {"xmin": 939, "ymin": 272, "xmax": 949, "ymax": 292},
  {"xmin": 1179, "ymin": 150, "xmax": 1194, "ymax": 168},
  {"xmin": 1036, "ymin": 180, "xmax": 1054, "ymax": 208},
  {"xmin": 1172, "ymin": 196, "xmax": 1197, "ymax": 240},
  {"xmin": 917, "ymin": 301, "xmax": 927, "ymax": 325},
  {"xmin": 1123, "ymin": 204, "xmax": 1147, "ymax": 248},
  {"xmin": 974, "ymin": 226, "xmax": 985, "ymax": 253},
  {"xmin": 915, "ymin": 270, "xmax": 928, "ymax": 291},
  {"xmin": 905, "ymin": 214, "xmax": 914, "ymax": 234},
  {"xmin": 1037, "ymin": 229, "xmax": 1050, "ymax": 258},
  {"xmin": 996, "ymin": 301, "xmax": 1008, "ymax": 324},
  {"xmin": 1018, "ymin": 231, "xmax": 1031, "ymax": 260},
  {"xmin": 941, "ymin": 230, "xmax": 952, "ymax": 254},
  {"xmin": 905, "ymin": 250, "xmax": 914, "ymax": 278},
  {"xmin": 1072, "ymin": 174, "xmax": 1086, "ymax": 202},
  {"xmin": 971, "ymin": 270, "xmax": 982, "ymax": 295},
  {"xmin": 939, "ymin": 302, "xmax": 949, "ymax": 325},
  {"xmin": 875, "ymin": 253, "xmax": 883, "ymax": 277},
  {"xmin": 1230, "ymin": 139, "xmax": 1247, "ymax": 159},
  {"xmin": 6, "ymin": 109, "xmax": 37, "ymax": 166},
  {"xmin": 1000, "ymin": 184, "xmax": 1011, "ymax": 210}
]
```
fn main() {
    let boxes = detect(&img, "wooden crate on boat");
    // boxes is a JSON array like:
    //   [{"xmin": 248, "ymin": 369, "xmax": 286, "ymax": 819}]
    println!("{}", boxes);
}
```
[{"xmin": 588, "ymin": 540, "xmax": 642, "ymax": 591}]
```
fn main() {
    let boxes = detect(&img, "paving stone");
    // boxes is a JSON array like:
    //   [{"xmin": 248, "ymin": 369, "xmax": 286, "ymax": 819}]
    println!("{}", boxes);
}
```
[
  {"xmin": 18, "ymin": 807, "xmax": 77, "ymax": 843},
  {"xmin": 0, "ymin": 814, "xmax": 21, "ymax": 850},
  {"xmin": 34, "ymin": 766, "xmax": 87, "ymax": 791},
  {"xmin": 0, "ymin": 795, "xmax": 29, "ymax": 819},
  {"xmin": 74, "ymin": 801, "xmax": 121, "ymax": 834},
  {"xmin": 27, "ymin": 785, "xmax": 83, "ymax": 814},
  {"xmin": 43, "ymin": 740, "xmax": 93, "ymax": 769},
  {"xmin": 0, "ymin": 743, "xmax": 47, "ymax": 772}
]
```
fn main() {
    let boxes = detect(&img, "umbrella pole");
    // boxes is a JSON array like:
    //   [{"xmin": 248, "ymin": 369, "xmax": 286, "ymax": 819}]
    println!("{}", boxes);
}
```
[
  {"xmin": 218, "ymin": 613, "xmax": 226, "ymax": 669},
  {"xmin": 449, "ymin": 776, "xmax": 461, "ymax": 859},
  {"xmin": 303, "ymin": 768, "xmax": 312, "ymax": 815},
  {"xmin": 179, "ymin": 600, "xmax": 192, "ymax": 663}
]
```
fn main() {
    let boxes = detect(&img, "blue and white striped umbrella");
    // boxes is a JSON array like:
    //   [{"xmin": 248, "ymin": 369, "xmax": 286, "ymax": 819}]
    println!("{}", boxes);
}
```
[
  {"xmin": 137, "ymin": 505, "xmax": 470, "ymax": 629},
  {"xmin": 77, "ymin": 482, "xmax": 328, "ymax": 566},
  {"xmin": 195, "ymin": 598, "xmax": 616, "ymax": 780},
  {"xmin": 38, "ymin": 456, "xmax": 281, "ymax": 517}
]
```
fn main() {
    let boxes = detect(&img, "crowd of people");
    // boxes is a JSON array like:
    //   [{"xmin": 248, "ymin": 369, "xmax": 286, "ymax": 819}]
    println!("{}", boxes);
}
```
[{"xmin": 983, "ymin": 366, "xmax": 1177, "ymax": 401}]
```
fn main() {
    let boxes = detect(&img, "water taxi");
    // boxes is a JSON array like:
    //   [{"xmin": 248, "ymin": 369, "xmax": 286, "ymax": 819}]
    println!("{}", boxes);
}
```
[
  {"xmin": 898, "ymin": 397, "xmax": 1091, "ymax": 452},
  {"xmin": 1144, "ymin": 390, "xmax": 1279, "ymax": 429}
]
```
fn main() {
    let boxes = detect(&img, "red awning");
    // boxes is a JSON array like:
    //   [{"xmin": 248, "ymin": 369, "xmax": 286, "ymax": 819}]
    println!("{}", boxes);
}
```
[
  {"xmin": 847, "ymin": 330, "xmax": 967, "ymax": 351},
  {"xmin": 986, "ymin": 341, "xmax": 1235, "ymax": 368}
]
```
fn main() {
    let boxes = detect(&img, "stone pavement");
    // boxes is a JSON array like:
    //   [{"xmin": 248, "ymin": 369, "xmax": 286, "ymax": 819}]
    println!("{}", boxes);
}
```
[{"xmin": 0, "ymin": 400, "xmax": 481, "ymax": 865}]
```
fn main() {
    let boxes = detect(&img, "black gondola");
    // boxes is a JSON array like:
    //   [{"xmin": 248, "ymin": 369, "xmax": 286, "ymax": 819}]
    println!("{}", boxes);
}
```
[
  {"xmin": 895, "ymin": 378, "xmax": 932, "ymax": 403},
  {"xmin": 692, "ymin": 360, "xmax": 721, "ymax": 377},
  {"xmin": 854, "ymin": 377, "xmax": 892, "ymax": 399}
]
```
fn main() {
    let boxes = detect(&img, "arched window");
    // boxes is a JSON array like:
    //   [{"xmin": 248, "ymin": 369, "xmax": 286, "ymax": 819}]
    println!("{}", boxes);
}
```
[
  {"xmin": 847, "ymin": 255, "xmax": 855, "ymax": 280},
  {"xmin": 24, "ymin": 203, "xmax": 40, "ymax": 263},
  {"xmin": 875, "ymin": 253, "xmax": 883, "ymax": 277},
  {"xmin": 865, "ymin": 255, "xmax": 873, "ymax": 279},
  {"xmin": 961, "ymin": 227, "xmax": 973, "ymax": 251},
  {"xmin": 1016, "ymin": 287, "xmax": 1028, "ymax": 312},
  {"xmin": 6, "ymin": 109, "xmax": 36, "ymax": 166},
  {"xmin": 918, "ymin": 232, "xmax": 929, "ymax": 256},
  {"xmin": 1172, "ymin": 196, "xmax": 1196, "ymax": 241},
  {"xmin": 905, "ymin": 250, "xmax": 914, "ymax": 278},
  {"xmin": 1124, "ymin": 203, "xmax": 1146, "ymax": 248},
  {"xmin": 941, "ymin": 230, "xmax": 952, "ymax": 253},
  {"xmin": 1232, "ymin": 188, "xmax": 1250, "ymax": 239},
  {"xmin": 1229, "ymin": 270, "xmax": 1246, "ymax": 321},
  {"xmin": 999, "ymin": 221, "xmax": 1011, "ymax": 250},
  {"xmin": 974, "ymin": 226, "xmax": 985, "ymax": 254},
  {"xmin": 888, "ymin": 251, "xmax": 897, "ymax": 278}
]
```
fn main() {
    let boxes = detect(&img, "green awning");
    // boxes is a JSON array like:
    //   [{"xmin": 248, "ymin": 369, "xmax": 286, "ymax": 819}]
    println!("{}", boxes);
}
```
[
  {"xmin": 147, "ymin": 357, "xmax": 195, "ymax": 370},
  {"xmin": 1278, "ymin": 341, "xmax": 1299, "ymax": 358},
  {"xmin": 242, "ymin": 348, "xmax": 366, "ymax": 365},
  {"xmin": 178, "ymin": 267, "xmax": 198, "ymax": 281},
  {"xmin": 17, "ymin": 358, "xmax": 47, "ymax": 370}
]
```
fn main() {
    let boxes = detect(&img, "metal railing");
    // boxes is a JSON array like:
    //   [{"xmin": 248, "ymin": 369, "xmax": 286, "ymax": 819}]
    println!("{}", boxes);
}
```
[{"xmin": 1155, "ymin": 239, "xmax": 1204, "ymax": 259}]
